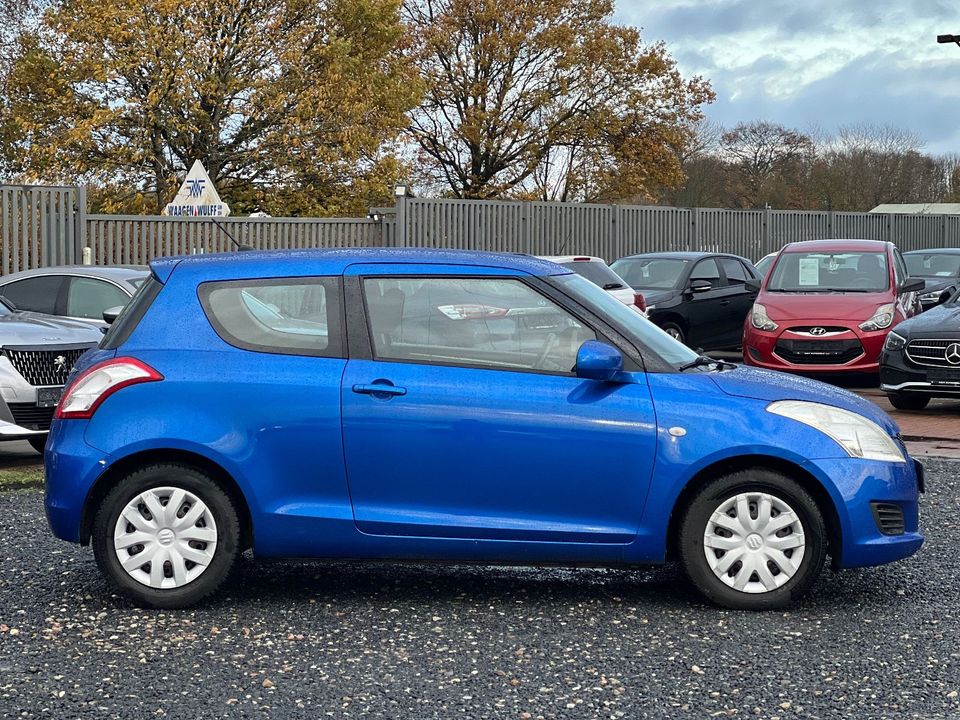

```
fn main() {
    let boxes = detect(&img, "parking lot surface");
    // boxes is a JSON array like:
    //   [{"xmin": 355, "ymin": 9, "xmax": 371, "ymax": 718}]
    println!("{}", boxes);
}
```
[{"xmin": 0, "ymin": 459, "xmax": 956, "ymax": 719}]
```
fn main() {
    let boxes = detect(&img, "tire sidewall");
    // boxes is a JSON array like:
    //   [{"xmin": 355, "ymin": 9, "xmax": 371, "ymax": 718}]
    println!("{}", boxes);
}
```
[
  {"xmin": 661, "ymin": 322, "xmax": 686, "ymax": 345},
  {"xmin": 92, "ymin": 465, "xmax": 239, "ymax": 609},
  {"xmin": 680, "ymin": 470, "xmax": 826, "ymax": 610}
]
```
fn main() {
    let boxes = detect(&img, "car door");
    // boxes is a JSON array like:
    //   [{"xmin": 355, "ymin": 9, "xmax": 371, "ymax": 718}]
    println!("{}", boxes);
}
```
[
  {"xmin": 340, "ymin": 263, "xmax": 658, "ymax": 547},
  {"xmin": 717, "ymin": 258, "xmax": 758, "ymax": 347},
  {"xmin": 0, "ymin": 275, "xmax": 67, "ymax": 315},
  {"xmin": 65, "ymin": 276, "xmax": 132, "ymax": 324},
  {"xmin": 682, "ymin": 257, "xmax": 731, "ymax": 349}
]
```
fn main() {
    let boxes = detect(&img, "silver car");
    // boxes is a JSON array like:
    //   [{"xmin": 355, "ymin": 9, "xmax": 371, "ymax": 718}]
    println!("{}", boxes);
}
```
[
  {"xmin": 0, "ymin": 265, "xmax": 149, "ymax": 328},
  {"xmin": 0, "ymin": 298, "xmax": 102, "ymax": 452}
]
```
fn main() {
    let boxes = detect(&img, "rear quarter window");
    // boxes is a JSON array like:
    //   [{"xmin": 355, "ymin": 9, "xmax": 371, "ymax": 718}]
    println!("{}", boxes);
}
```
[
  {"xmin": 199, "ymin": 277, "xmax": 344, "ymax": 358},
  {"xmin": 100, "ymin": 276, "xmax": 162, "ymax": 349}
]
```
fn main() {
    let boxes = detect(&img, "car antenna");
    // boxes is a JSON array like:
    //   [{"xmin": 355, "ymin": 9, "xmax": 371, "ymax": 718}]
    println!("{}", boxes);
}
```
[{"xmin": 208, "ymin": 217, "xmax": 254, "ymax": 252}]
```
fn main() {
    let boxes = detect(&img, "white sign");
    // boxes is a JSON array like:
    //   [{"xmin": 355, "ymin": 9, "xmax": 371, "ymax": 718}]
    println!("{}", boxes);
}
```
[
  {"xmin": 163, "ymin": 160, "xmax": 231, "ymax": 217},
  {"xmin": 798, "ymin": 258, "xmax": 820, "ymax": 286}
]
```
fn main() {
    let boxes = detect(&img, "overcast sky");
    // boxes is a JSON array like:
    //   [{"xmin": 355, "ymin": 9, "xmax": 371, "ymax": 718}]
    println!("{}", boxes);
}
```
[{"xmin": 614, "ymin": 0, "xmax": 960, "ymax": 153}]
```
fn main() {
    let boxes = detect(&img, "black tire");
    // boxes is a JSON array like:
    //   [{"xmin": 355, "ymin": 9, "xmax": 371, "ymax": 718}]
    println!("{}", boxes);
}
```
[
  {"xmin": 28, "ymin": 436, "xmax": 46, "ymax": 454},
  {"xmin": 678, "ymin": 469, "xmax": 827, "ymax": 610},
  {"xmin": 660, "ymin": 321, "xmax": 686, "ymax": 345},
  {"xmin": 92, "ymin": 464, "xmax": 240, "ymax": 609},
  {"xmin": 887, "ymin": 392, "xmax": 930, "ymax": 411}
]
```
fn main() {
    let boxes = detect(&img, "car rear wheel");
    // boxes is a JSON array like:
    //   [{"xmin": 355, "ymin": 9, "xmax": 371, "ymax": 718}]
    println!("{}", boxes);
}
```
[
  {"xmin": 92, "ymin": 464, "xmax": 240, "ymax": 608},
  {"xmin": 679, "ymin": 469, "xmax": 826, "ymax": 610},
  {"xmin": 887, "ymin": 392, "xmax": 930, "ymax": 411},
  {"xmin": 661, "ymin": 322, "xmax": 686, "ymax": 345}
]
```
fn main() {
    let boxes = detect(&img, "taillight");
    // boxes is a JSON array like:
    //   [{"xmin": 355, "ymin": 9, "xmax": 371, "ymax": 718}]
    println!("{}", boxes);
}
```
[
  {"xmin": 633, "ymin": 293, "xmax": 647, "ymax": 312},
  {"xmin": 55, "ymin": 358, "xmax": 163, "ymax": 420}
]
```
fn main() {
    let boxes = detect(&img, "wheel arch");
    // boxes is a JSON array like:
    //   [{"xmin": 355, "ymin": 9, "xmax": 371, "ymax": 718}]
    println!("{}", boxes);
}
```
[
  {"xmin": 665, "ymin": 454, "xmax": 842, "ymax": 563},
  {"xmin": 80, "ymin": 448, "xmax": 254, "ymax": 551}
]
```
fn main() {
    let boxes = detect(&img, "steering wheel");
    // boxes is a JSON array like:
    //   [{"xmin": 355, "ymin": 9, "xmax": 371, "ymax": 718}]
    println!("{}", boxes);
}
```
[{"xmin": 533, "ymin": 332, "xmax": 559, "ymax": 370}]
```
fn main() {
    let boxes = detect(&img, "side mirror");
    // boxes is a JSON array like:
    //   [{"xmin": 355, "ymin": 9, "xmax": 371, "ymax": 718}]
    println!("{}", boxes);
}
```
[
  {"xmin": 689, "ymin": 279, "xmax": 712, "ymax": 293},
  {"xmin": 898, "ymin": 277, "xmax": 925, "ymax": 294},
  {"xmin": 744, "ymin": 278, "xmax": 761, "ymax": 293},
  {"xmin": 102, "ymin": 306, "xmax": 123, "ymax": 325},
  {"xmin": 575, "ymin": 340, "xmax": 624, "ymax": 382}
]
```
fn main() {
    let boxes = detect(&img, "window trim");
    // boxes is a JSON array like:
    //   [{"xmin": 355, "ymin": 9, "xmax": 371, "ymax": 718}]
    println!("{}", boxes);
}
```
[
  {"xmin": 198, "ymin": 276, "xmax": 346, "ymax": 359},
  {"xmin": 357, "ymin": 273, "xmax": 619, "ymax": 377}
]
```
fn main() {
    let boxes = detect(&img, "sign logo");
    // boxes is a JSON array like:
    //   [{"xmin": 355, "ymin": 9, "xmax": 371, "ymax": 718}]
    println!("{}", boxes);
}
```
[
  {"xmin": 53, "ymin": 355, "xmax": 67, "ymax": 372},
  {"xmin": 946, "ymin": 343, "xmax": 960, "ymax": 366},
  {"xmin": 186, "ymin": 178, "xmax": 205, "ymax": 198},
  {"xmin": 809, "ymin": 327, "xmax": 827, "ymax": 336},
  {"xmin": 162, "ymin": 160, "xmax": 230, "ymax": 218}
]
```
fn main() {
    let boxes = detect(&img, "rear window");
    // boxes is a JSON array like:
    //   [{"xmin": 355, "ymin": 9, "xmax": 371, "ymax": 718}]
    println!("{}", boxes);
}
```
[
  {"xmin": 199, "ymin": 277, "xmax": 344, "ymax": 357},
  {"xmin": 100, "ymin": 276, "xmax": 162, "ymax": 349},
  {"xmin": 557, "ymin": 261, "xmax": 626, "ymax": 290}
]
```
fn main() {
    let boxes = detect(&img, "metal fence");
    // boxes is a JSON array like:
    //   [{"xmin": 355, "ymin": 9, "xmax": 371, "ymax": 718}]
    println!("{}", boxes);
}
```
[
  {"xmin": 4, "ymin": 183, "xmax": 960, "ymax": 272},
  {"xmin": 0, "ymin": 185, "xmax": 83, "ymax": 273}
]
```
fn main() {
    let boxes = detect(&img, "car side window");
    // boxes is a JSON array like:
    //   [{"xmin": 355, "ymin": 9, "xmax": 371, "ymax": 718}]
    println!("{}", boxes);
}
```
[
  {"xmin": 363, "ymin": 277, "xmax": 596, "ymax": 374},
  {"xmin": 690, "ymin": 258, "xmax": 721, "ymax": 288},
  {"xmin": 893, "ymin": 251, "xmax": 907, "ymax": 287},
  {"xmin": 66, "ymin": 277, "xmax": 131, "ymax": 319},
  {"xmin": 719, "ymin": 258, "xmax": 749, "ymax": 286},
  {"xmin": 0, "ymin": 276, "xmax": 65, "ymax": 314},
  {"xmin": 199, "ymin": 277, "xmax": 344, "ymax": 357}
]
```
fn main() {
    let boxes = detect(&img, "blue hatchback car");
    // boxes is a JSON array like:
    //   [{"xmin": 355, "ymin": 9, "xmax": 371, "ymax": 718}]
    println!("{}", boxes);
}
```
[{"xmin": 44, "ymin": 249, "xmax": 924, "ymax": 610}]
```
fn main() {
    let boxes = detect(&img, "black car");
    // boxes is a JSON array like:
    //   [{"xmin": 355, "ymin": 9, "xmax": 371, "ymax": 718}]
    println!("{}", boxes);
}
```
[
  {"xmin": 904, "ymin": 248, "xmax": 960, "ymax": 311},
  {"xmin": 610, "ymin": 252, "xmax": 760, "ymax": 350},
  {"xmin": 879, "ymin": 294, "xmax": 960, "ymax": 409}
]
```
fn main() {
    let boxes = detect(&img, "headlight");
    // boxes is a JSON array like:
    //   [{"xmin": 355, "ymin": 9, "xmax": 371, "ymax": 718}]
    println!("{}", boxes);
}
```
[
  {"xmin": 883, "ymin": 331, "xmax": 906, "ymax": 352},
  {"xmin": 859, "ymin": 303, "xmax": 895, "ymax": 331},
  {"xmin": 767, "ymin": 400, "xmax": 905, "ymax": 463},
  {"xmin": 751, "ymin": 303, "xmax": 778, "ymax": 331}
]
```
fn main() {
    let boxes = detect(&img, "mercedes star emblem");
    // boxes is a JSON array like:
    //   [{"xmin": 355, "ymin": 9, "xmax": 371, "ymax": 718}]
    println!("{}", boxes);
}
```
[
  {"xmin": 946, "ymin": 343, "xmax": 960, "ymax": 366},
  {"xmin": 810, "ymin": 327, "xmax": 827, "ymax": 336}
]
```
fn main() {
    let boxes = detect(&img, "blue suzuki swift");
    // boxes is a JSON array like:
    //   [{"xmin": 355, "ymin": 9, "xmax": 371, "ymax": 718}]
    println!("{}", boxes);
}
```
[{"xmin": 44, "ymin": 249, "xmax": 923, "ymax": 610}]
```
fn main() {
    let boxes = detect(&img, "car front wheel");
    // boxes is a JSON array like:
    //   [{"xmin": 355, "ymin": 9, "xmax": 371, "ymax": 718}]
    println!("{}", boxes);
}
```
[
  {"xmin": 92, "ymin": 464, "xmax": 240, "ymax": 608},
  {"xmin": 887, "ymin": 392, "xmax": 930, "ymax": 411},
  {"xmin": 661, "ymin": 322, "xmax": 686, "ymax": 345},
  {"xmin": 679, "ymin": 470, "xmax": 826, "ymax": 610}
]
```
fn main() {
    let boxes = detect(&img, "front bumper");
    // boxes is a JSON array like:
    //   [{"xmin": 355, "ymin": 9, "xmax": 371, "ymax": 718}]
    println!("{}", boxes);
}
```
[
  {"xmin": 0, "ymin": 356, "xmax": 59, "ymax": 439},
  {"xmin": 805, "ymin": 455, "xmax": 923, "ymax": 569},
  {"xmin": 880, "ymin": 346, "xmax": 960, "ymax": 397},
  {"xmin": 744, "ymin": 323, "xmax": 888, "ymax": 373}
]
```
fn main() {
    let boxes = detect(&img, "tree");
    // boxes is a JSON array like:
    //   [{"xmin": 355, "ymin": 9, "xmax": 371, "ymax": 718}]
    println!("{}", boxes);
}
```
[
  {"xmin": 720, "ymin": 121, "xmax": 815, "ymax": 208},
  {"xmin": 4, "ymin": 0, "xmax": 421, "ymax": 214},
  {"xmin": 405, "ymin": 0, "xmax": 712, "ymax": 201}
]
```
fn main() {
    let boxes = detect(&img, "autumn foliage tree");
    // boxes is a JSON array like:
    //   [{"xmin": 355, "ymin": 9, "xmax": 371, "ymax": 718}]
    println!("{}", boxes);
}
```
[
  {"xmin": 405, "ymin": 0, "xmax": 713, "ymax": 202},
  {"xmin": 4, "ymin": 0, "xmax": 421, "ymax": 214}
]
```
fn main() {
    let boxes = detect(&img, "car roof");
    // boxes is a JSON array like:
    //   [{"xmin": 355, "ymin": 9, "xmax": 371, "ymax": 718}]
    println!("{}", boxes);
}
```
[
  {"xmin": 150, "ymin": 248, "xmax": 569, "ymax": 282},
  {"xmin": 781, "ymin": 239, "xmax": 890, "ymax": 253},
  {"xmin": 538, "ymin": 255, "xmax": 605, "ymax": 264},
  {"xmin": 0, "ymin": 265, "xmax": 149, "ymax": 283},
  {"xmin": 903, "ymin": 247, "xmax": 960, "ymax": 255},
  {"xmin": 616, "ymin": 251, "xmax": 750, "ymax": 262}
]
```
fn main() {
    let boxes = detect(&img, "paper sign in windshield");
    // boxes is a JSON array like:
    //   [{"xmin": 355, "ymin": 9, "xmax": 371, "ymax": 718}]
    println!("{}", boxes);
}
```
[{"xmin": 798, "ymin": 258, "xmax": 820, "ymax": 285}]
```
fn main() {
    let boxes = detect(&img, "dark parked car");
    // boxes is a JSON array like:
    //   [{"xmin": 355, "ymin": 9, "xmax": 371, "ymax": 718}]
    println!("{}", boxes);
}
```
[
  {"xmin": 904, "ymin": 249, "xmax": 960, "ymax": 310},
  {"xmin": 610, "ymin": 252, "xmax": 761, "ymax": 350},
  {"xmin": 880, "ymin": 293, "xmax": 960, "ymax": 409}
]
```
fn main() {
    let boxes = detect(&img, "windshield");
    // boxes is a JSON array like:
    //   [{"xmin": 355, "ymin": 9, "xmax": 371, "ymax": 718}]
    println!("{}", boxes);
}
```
[
  {"xmin": 553, "ymin": 273, "xmax": 698, "ymax": 368},
  {"xmin": 610, "ymin": 257, "xmax": 688, "ymax": 290},
  {"xmin": 767, "ymin": 251, "xmax": 890, "ymax": 293},
  {"xmin": 557, "ymin": 261, "xmax": 626, "ymax": 290},
  {"xmin": 755, "ymin": 254, "xmax": 776, "ymax": 277},
  {"xmin": 905, "ymin": 253, "xmax": 960, "ymax": 278}
]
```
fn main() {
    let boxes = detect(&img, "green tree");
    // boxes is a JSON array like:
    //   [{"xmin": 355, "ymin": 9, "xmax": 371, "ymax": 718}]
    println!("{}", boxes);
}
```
[
  {"xmin": 405, "ymin": 0, "xmax": 712, "ymax": 201},
  {"xmin": 5, "ymin": 0, "xmax": 420, "ymax": 214}
]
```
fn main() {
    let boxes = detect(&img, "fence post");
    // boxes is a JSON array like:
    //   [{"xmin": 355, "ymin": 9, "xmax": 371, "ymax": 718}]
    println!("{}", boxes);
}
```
[
  {"xmin": 521, "ymin": 202, "xmax": 531, "ymax": 254},
  {"xmin": 74, "ymin": 185, "xmax": 87, "ymax": 263},
  {"xmin": 393, "ymin": 188, "xmax": 407, "ymax": 248},
  {"xmin": 611, "ymin": 204, "xmax": 621, "ymax": 260},
  {"xmin": 689, "ymin": 207, "xmax": 699, "ymax": 251},
  {"xmin": 827, "ymin": 210, "xmax": 835, "ymax": 239},
  {"xmin": 763, "ymin": 207, "xmax": 772, "ymax": 255},
  {"xmin": 886, "ymin": 213, "xmax": 893, "ymax": 243}
]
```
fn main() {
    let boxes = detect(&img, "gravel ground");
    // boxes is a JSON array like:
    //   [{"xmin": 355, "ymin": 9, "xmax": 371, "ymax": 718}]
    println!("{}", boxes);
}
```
[{"xmin": 0, "ymin": 461, "xmax": 958, "ymax": 719}]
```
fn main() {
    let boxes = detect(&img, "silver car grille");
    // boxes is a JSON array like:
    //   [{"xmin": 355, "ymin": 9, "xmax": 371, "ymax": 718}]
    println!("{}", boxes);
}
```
[
  {"xmin": 2, "ymin": 345, "xmax": 94, "ymax": 387},
  {"xmin": 905, "ymin": 339, "xmax": 960, "ymax": 368}
]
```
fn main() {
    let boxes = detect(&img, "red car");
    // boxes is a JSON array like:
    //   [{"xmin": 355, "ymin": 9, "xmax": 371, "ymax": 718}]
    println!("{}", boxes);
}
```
[{"xmin": 743, "ymin": 239, "xmax": 924, "ymax": 374}]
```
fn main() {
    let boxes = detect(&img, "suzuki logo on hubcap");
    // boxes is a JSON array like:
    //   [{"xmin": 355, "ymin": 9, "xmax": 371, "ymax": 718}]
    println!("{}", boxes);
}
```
[
  {"xmin": 745, "ymin": 534, "xmax": 763, "ymax": 551},
  {"xmin": 157, "ymin": 528, "xmax": 175, "ymax": 546},
  {"xmin": 946, "ymin": 343, "xmax": 960, "ymax": 366},
  {"xmin": 809, "ymin": 327, "xmax": 827, "ymax": 336}
]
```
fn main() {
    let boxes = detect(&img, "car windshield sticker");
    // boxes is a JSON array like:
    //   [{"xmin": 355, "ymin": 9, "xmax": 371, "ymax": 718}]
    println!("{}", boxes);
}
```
[{"xmin": 799, "ymin": 258, "xmax": 820, "ymax": 285}]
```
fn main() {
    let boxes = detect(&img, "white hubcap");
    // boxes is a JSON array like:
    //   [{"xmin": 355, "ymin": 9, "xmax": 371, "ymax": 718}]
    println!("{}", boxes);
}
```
[
  {"xmin": 703, "ymin": 492, "xmax": 806, "ymax": 594},
  {"xmin": 113, "ymin": 486, "xmax": 218, "ymax": 589}
]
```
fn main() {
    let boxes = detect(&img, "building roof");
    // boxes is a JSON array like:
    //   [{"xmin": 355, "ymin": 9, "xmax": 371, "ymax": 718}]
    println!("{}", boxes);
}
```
[{"xmin": 870, "ymin": 203, "xmax": 960, "ymax": 215}]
